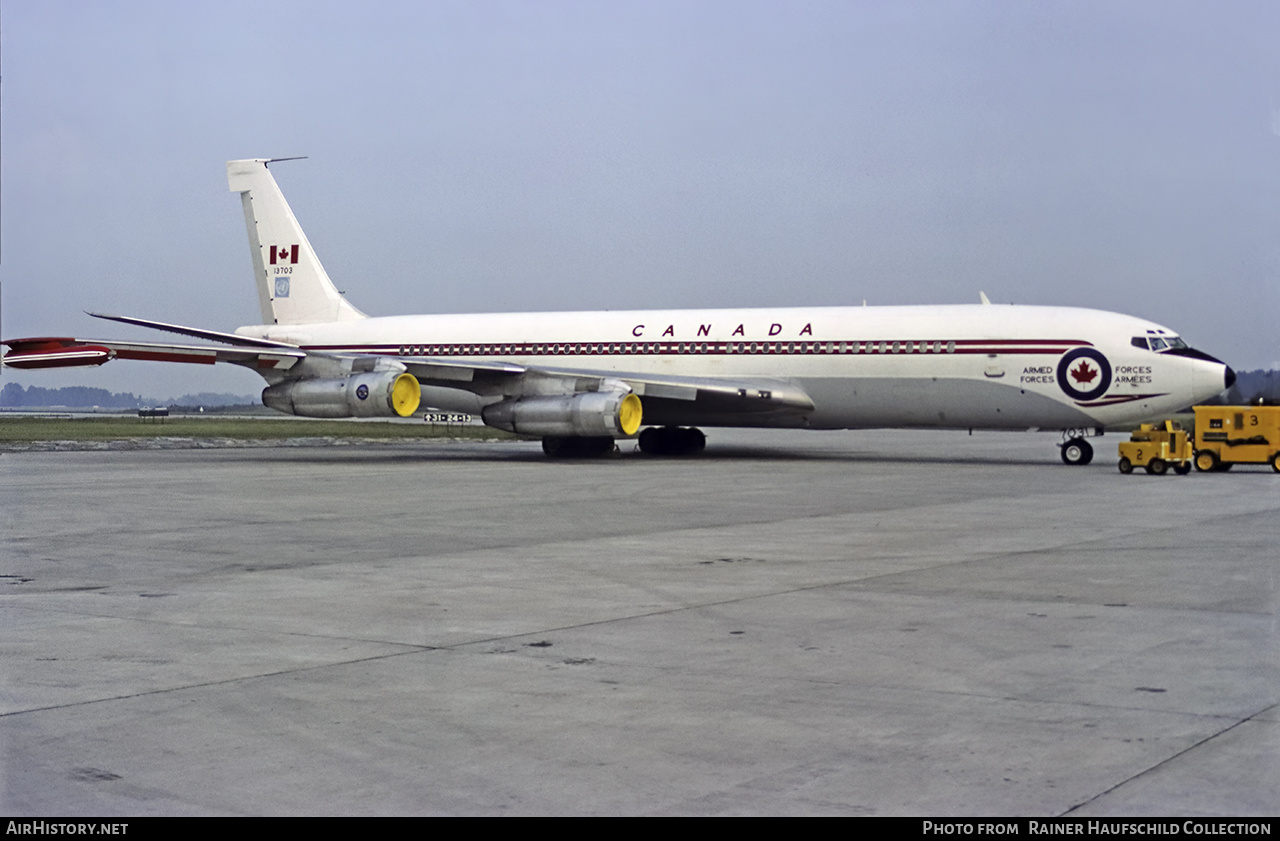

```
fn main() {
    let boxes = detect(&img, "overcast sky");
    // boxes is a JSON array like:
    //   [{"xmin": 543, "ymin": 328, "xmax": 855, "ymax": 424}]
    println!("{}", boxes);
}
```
[{"xmin": 4, "ymin": 0, "xmax": 1280, "ymax": 398}]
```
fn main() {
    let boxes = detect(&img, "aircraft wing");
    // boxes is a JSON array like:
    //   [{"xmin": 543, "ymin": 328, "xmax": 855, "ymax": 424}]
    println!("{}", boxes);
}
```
[
  {"xmin": 513, "ymin": 363, "xmax": 815, "ymax": 423},
  {"xmin": 3, "ymin": 316, "xmax": 815, "ymax": 425},
  {"xmin": 1, "ymin": 333, "xmax": 527, "ymax": 382},
  {"xmin": 85, "ymin": 312, "xmax": 300, "ymax": 349},
  {"xmin": 1, "ymin": 336, "xmax": 305, "ymax": 371},
  {"xmin": 3, "ymin": 314, "xmax": 526, "ymax": 378},
  {"xmin": 397, "ymin": 355, "xmax": 815, "ymax": 425}
]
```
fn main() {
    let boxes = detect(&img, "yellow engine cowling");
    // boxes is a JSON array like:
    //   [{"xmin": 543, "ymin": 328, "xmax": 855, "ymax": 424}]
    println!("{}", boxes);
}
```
[
  {"xmin": 262, "ymin": 372, "xmax": 421, "ymax": 418},
  {"xmin": 481, "ymin": 392, "xmax": 642, "ymax": 438}
]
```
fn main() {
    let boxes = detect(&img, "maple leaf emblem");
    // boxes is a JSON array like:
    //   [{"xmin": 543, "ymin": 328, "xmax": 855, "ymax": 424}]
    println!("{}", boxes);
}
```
[{"xmin": 1070, "ymin": 359, "xmax": 1098, "ymax": 385}]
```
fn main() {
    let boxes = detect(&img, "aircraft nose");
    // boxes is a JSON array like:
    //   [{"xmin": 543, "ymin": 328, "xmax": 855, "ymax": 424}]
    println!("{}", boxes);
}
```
[{"xmin": 1166, "ymin": 347, "xmax": 1234, "ymax": 393}]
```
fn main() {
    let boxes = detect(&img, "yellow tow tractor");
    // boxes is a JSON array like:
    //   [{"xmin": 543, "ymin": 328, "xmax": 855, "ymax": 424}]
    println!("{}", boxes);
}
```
[
  {"xmin": 1117, "ymin": 420, "xmax": 1193, "ymax": 475},
  {"xmin": 1192, "ymin": 405, "xmax": 1280, "ymax": 472}
]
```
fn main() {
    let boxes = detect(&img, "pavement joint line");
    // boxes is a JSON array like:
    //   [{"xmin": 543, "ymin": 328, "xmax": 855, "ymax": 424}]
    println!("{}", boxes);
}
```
[
  {"xmin": 7, "ymin": 481, "xmax": 1274, "ymax": 710},
  {"xmin": 0, "ymin": 646, "xmax": 442, "ymax": 720},
  {"xmin": 6, "ymin": 529, "xmax": 1270, "ymax": 643},
  {"xmin": 1058, "ymin": 701, "xmax": 1279, "ymax": 817},
  {"xmin": 1, "ymin": 599, "xmax": 446, "ymax": 647},
  {"xmin": 8, "ymin": 494, "xmax": 1264, "ymax": 588},
  {"xmin": 3, "ymin": 435, "xmax": 1273, "ymax": 813},
  {"xmin": 5, "ymin": 616, "xmax": 1256, "ymax": 727},
  {"xmin": 9, "ymin": 471, "xmax": 1273, "ymax": 561},
  {"xmin": 2, "ymin": 574, "xmax": 1180, "ymax": 720},
  {"xmin": 577, "ymin": 658, "xmax": 1270, "ymax": 721}
]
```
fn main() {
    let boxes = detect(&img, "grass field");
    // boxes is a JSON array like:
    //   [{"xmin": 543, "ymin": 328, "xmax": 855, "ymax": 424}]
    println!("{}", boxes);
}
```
[{"xmin": 0, "ymin": 415, "xmax": 519, "ymax": 443}]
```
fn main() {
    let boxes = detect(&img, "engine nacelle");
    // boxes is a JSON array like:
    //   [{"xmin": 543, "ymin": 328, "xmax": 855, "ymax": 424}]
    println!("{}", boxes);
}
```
[
  {"xmin": 262, "ymin": 372, "xmax": 422, "ymax": 419},
  {"xmin": 482, "ymin": 392, "xmax": 642, "ymax": 438}
]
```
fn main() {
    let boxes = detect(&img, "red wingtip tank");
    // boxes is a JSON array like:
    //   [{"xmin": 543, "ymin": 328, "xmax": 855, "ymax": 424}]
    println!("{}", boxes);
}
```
[{"xmin": 1, "ymin": 338, "xmax": 115, "ymax": 369}]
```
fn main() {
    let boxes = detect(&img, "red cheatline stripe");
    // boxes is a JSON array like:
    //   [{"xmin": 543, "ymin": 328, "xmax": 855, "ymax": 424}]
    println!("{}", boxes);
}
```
[
  {"xmin": 1076, "ymin": 393, "xmax": 1168, "ymax": 407},
  {"xmin": 954, "ymin": 339, "xmax": 1090, "ymax": 346},
  {"xmin": 301, "ymin": 338, "xmax": 1092, "ymax": 358},
  {"xmin": 113, "ymin": 349, "xmax": 217, "ymax": 365}
]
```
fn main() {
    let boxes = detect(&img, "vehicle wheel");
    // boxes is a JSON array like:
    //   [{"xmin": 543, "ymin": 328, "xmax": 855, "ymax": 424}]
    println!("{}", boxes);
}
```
[
  {"xmin": 1147, "ymin": 458, "xmax": 1167, "ymax": 476},
  {"xmin": 1061, "ymin": 438, "xmax": 1093, "ymax": 466},
  {"xmin": 1272, "ymin": 453, "xmax": 1280, "ymax": 473},
  {"xmin": 1195, "ymin": 450, "xmax": 1218, "ymax": 472},
  {"xmin": 1174, "ymin": 462, "xmax": 1192, "ymax": 475},
  {"xmin": 1118, "ymin": 457, "xmax": 1133, "ymax": 474}
]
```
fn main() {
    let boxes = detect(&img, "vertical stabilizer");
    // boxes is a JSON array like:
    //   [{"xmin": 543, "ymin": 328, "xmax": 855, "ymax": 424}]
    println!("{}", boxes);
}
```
[{"xmin": 227, "ymin": 158, "xmax": 366, "ymax": 325}]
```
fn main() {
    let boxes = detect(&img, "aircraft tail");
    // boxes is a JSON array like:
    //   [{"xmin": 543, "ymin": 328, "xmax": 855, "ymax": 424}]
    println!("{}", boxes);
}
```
[{"xmin": 227, "ymin": 158, "xmax": 366, "ymax": 326}]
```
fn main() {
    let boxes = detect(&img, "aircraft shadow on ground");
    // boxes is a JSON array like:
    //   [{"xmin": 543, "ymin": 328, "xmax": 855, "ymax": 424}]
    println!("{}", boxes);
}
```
[{"xmin": 194, "ymin": 440, "xmax": 1059, "ymax": 468}]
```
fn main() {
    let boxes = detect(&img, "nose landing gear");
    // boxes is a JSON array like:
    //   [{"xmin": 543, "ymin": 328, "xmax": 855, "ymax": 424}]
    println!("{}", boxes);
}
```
[{"xmin": 1060, "ymin": 436, "xmax": 1095, "ymax": 466}]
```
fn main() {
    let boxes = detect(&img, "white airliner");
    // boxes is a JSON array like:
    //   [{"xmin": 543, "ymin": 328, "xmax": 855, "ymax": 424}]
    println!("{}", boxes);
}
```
[{"xmin": 3, "ymin": 158, "xmax": 1235, "ymax": 462}]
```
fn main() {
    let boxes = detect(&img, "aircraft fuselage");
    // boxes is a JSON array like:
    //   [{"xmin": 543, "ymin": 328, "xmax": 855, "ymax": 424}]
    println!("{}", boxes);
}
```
[{"xmin": 237, "ymin": 303, "xmax": 1231, "ymax": 432}]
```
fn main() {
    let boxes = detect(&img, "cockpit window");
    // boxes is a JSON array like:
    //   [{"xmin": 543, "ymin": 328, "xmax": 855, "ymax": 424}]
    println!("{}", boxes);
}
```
[{"xmin": 1132, "ymin": 335, "xmax": 1189, "ymax": 352}]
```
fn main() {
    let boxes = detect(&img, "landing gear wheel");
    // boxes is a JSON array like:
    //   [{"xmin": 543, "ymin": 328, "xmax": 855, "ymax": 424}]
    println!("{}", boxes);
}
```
[
  {"xmin": 1174, "ymin": 462, "xmax": 1192, "ymax": 475},
  {"xmin": 1195, "ymin": 450, "xmax": 1218, "ymax": 472},
  {"xmin": 637, "ymin": 426, "xmax": 706, "ymax": 456},
  {"xmin": 542, "ymin": 436, "xmax": 615, "ymax": 458},
  {"xmin": 637, "ymin": 427, "xmax": 663, "ymax": 455},
  {"xmin": 582, "ymin": 437, "xmax": 616, "ymax": 457},
  {"xmin": 1146, "ymin": 458, "xmax": 1167, "ymax": 476},
  {"xmin": 1061, "ymin": 437, "xmax": 1094, "ymax": 466},
  {"xmin": 1118, "ymin": 457, "xmax": 1133, "ymax": 474}
]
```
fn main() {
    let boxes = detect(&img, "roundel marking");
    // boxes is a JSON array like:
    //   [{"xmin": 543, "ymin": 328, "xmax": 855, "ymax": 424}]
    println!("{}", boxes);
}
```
[
  {"xmin": 356, "ymin": 383, "xmax": 370, "ymax": 400},
  {"xmin": 1056, "ymin": 348, "xmax": 1111, "ymax": 401}
]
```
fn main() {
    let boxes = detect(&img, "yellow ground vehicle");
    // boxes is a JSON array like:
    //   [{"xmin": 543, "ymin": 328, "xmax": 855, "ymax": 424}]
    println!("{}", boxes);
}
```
[
  {"xmin": 1118, "ymin": 421, "xmax": 1193, "ymax": 475},
  {"xmin": 1192, "ymin": 405, "xmax": 1280, "ymax": 472}
]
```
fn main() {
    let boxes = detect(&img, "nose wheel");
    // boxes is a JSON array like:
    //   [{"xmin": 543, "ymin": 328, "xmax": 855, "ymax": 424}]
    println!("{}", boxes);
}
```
[{"xmin": 1060, "ymin": 437, "xmax": 1094, "ymax": 466}]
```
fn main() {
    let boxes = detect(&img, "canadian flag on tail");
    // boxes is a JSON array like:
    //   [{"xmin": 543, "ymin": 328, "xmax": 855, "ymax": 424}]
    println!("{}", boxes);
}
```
[{"xmin": 270, "ymin": 245, "xmax": 299, "ymax": 265}]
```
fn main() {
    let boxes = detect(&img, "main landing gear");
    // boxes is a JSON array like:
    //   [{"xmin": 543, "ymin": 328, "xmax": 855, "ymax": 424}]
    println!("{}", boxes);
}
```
[
  {"xmin": 1060, "ymin": 436, "xmax": 1095, "ymax": 466},
  {"xmin": 541, "ymin": 436, "xmax": 616, "ymax": 458},
  {"xmin": 637, "ymin": 426, "xmax": 706, "ymax": 456},
  {"xmin": 540, "ymin": 427, "xmax": 708, "ymax": 458}
]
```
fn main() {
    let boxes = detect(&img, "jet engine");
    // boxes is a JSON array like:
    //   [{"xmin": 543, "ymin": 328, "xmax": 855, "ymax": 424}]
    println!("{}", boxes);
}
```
[
  {"xmin": 482, "ymin": 391, "xmax": 642, "ymax": 438},
  {"xmin": 262, "ymin": 372, "xmax": 421, "ymax": 418}
]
